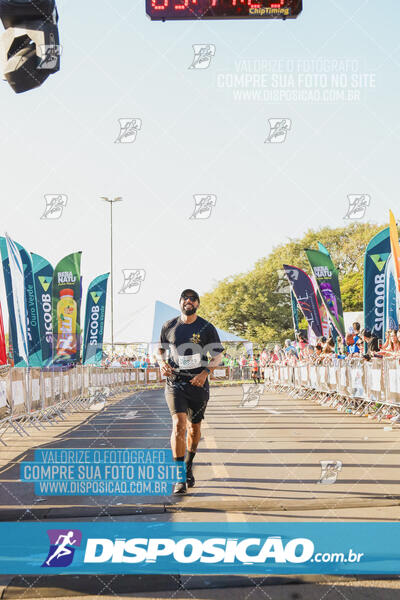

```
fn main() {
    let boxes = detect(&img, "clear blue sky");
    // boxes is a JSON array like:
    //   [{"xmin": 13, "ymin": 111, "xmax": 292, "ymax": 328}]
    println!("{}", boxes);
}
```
[{"xmin": 1, "ymin": 0, "xmax": 399, "ymax": 343}]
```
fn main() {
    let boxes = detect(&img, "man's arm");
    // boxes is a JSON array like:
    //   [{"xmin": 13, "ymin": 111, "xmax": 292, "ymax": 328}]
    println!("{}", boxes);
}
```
[
  {"xmin": 207, "ymin": 351, "xmax": 224, "ymax": 369},
  {"xmin": 156, "ymin": 344, "xmax": 167, "ymax": 362},
  {"xmin": 156, "ymin": 328, "xmax": 174, "ymax": 376},
  {"xmin": 190, "ymin": 351, "xmax": 224, "ymax": 387}
]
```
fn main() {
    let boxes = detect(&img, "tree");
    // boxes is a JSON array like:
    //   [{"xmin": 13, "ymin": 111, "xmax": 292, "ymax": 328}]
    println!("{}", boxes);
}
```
[
  {"xmin": 199, "ymin": 222, "xmax": 384, "ymax": 345},
  {"xmin": 341, "ymin": 272, "xmax": 363, "ymax": 312}
]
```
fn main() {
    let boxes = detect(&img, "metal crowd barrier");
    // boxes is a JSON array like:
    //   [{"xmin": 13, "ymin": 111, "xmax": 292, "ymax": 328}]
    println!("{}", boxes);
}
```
[
  {"xmin": 6, "ymin": 359, "xmax": 397, "ymax": 444},
  {"xmin": 0, "ymin": 365, "xmax": 159, "ymax": 445},
  {"xmin": 0, "ymin": 364, "xmax": 248, "ymax": 445},
  {"xmin": 263, "ymin": 358, "xmax": 400, "ymax": 424}
]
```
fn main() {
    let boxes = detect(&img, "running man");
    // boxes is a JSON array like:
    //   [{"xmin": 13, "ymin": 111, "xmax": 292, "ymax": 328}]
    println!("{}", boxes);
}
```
[
  {"xmin": 157, "ymin": 289, "xmax": 224, "ymax": 494},
  {"xmin": 45, "ymin": 531, "xmax": 77, "ymax": 566}
]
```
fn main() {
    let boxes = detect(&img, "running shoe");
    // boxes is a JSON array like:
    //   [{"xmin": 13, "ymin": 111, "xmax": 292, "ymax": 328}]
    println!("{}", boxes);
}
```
[{"xmin": 173, "ymin": 481, "xmax": 187, "ymax": 494}]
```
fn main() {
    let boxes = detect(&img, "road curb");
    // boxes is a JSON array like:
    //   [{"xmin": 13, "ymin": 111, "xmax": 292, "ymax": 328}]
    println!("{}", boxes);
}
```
[
  {"xmin": 165, "ymin": 496, "xmax": 400, "ymax": 513},
  {"xmin": 2, "ymin": 574, "xmax": 398, "ymax": 598},
  {"xmin": 0, "ymin": 505, "xmax": 167, "ymax": 521},
  {"xmin": 1, "ymin": 574, "xmax": 181, "ymax": 598},
  {"xmin": 1, "ymin": 496, "xmax": 400, "ymax": 521}
]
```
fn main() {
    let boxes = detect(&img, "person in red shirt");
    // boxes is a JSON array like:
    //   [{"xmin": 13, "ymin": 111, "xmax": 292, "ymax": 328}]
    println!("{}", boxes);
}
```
[
  {"xmin": 271, "ymin": 345, "xmax": 282, "ymax": 363},
  {"xmin": 296, "ymin": 333, "xmax": 308, "ymax": 352},
  {"xmin": 239, "ymin": 354, "xmax": 247, "ymax": 378},
  {"xmin": 251, "ymin": 355, "xmax": 260, "ymax": 384}
]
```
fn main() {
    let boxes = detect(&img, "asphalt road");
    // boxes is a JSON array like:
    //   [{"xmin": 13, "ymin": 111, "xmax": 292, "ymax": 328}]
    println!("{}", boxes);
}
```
[
  {"xmin": 2, "ymin": 384, "xmax": 400, "ymax": 598},
  {"xmin": 1, "ymin": 384, "xmax": 400, "ymax": 521}
]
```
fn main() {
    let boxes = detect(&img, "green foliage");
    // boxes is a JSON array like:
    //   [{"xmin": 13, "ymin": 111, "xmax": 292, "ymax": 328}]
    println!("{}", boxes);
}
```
[
  {"xmin": 341, "ymin": 271, "xmax": 363, "ymax": 311},
  {"xmin": 297, "ymin": 316, "xmax": 309, "ymax": 331},
  {"xmin": 199, "ymin": 222, "xmax": 383, "ymax": 345}
]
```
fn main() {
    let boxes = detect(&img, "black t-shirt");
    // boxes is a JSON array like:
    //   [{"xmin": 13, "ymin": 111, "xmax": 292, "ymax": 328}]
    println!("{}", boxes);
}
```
[{"xmin": 159, "ymin": 315, "xmax": 224, "ymax": 374}]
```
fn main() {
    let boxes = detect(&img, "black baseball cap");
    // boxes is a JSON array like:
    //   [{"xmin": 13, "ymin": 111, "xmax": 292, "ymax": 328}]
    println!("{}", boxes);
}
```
[{"xmin": 180, "ymin": 289, "xmax": 200, "ymax": 303}]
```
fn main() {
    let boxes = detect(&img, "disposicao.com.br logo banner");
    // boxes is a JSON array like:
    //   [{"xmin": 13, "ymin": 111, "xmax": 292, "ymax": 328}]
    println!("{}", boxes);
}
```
[{"xmin": 0, "ymin": 522, "xmax": 400, "ymax": 575}]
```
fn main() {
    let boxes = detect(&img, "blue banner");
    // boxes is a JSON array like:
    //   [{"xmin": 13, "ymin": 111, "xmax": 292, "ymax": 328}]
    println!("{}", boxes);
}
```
[
  {"xmin": 15, "ymin": 242, "xmax": 42, "ymax": 367},
  {"xmin": 0, "ymin": 237, "xmax": 26, "ymax": 366},
  {"xmin": 384, "ymin": 253, "xmax": 398, "ymax": 335},
  {"xmin": 363, "ymin": 227, "xmax": 390, "ymax": 340},
  {"xmin": 31, "ymin": 253, "xmax": 53, "ymax": 366},
  {"xmin": 0, "ymin": 522, "xmax": 399, "ymax": 575},
  {"xmin": 82, "ymin": 273, "xmax": 109, "ymax": 365}
]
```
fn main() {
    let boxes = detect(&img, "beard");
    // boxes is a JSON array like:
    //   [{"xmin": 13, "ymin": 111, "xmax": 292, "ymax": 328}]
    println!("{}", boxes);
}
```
[{"xmin": 182, "ymin": 305, "xmax": 197, "ymax": 316}]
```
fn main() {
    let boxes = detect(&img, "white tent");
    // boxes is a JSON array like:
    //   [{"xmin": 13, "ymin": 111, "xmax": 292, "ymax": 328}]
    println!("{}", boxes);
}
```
[
  {"xmin": 151, "ymin": 300, "xmax": 251, "ymax": 345},
  {"xmin": 149, "ymin": 300, "xmax": 253, "ymax": 356},
  {"xmin": 107, "ymin": 300, "xmax": 253, "ymax": 355}
]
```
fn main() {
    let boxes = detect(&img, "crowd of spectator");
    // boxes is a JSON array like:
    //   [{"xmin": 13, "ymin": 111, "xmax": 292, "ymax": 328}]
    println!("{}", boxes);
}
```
[
  {"xmin": 220, "ymin": 322, "xmax": 400, "ymax": 382},
  {"xmin": 100, "ymin": 322, "xmax": 400, "ymax": 381},
  {"xmin": 221, "ymin": 350, "xmax": 270, "ymax": 384},
  {"xmin": 259, "ymin": 321, "xmax": 393, "ymax": 370},
  {"xmin": 102, "ymin": 354, "xmax": 159, "ymax": 369}
]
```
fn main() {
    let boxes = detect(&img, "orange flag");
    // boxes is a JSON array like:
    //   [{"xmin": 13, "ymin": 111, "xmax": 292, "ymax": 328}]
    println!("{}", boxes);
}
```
[{"xmin": 389, "ymin": 210, "xmax": 400, "ymax": 292}]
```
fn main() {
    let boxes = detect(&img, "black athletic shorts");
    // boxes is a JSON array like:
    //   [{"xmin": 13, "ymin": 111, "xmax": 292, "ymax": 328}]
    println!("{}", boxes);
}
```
[{"xmin": 165, "ymin": 376, "xmax": 209, "ymax": 424}]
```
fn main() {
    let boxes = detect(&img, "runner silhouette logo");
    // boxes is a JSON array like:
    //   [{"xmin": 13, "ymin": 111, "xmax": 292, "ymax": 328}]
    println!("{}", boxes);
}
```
[{"xmin": 42, "ymin": 529, "xmax": 82, "ymax": 568}]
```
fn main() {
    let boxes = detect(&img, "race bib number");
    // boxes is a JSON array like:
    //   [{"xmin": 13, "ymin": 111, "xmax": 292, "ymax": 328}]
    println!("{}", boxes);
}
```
[{"xmin": 178, "ymin": 354, "xmax": 201, "ymax": 369}]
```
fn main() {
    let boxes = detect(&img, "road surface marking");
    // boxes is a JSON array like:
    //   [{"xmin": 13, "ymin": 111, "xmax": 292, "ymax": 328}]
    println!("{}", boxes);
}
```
[
  {"xmin": 116, "ymin": 410, "xmax": 139, "ymax": 420},
  {"xmin": 255, "ymin": 407, "xmax": 281, "ymax": 415},
  {"xmin": 203, "ymin": 419, "xmax": 246, "ymax": 523}
]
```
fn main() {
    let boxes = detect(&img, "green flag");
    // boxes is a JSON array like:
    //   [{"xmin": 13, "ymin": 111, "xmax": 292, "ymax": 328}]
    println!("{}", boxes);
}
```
[
  {"xmin": 305, "ymin": 248, "xmax": 345, "ymax": 339},
  {"xmin": 51, "ymin": 252, "xmax": 82, "ymax": 365}
]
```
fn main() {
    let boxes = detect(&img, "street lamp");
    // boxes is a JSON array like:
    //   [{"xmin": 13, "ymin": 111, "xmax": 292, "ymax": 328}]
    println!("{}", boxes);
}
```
[{"xmin": 100, "ymin": 197, "xmax": 123, "ymax": 356}]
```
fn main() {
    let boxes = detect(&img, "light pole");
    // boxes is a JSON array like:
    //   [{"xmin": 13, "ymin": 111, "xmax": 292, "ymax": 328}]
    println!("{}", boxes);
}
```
[{"xmin": 100, "ymin": 197, "xmax": 122, "ymax": 356}]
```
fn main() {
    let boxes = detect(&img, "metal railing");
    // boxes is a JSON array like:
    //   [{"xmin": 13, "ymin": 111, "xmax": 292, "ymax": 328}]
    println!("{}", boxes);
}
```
[
  {"xmin": 5, "ymin": 359, "xmax": 397, "ymax": 444},
  {"xmin": 263, "ymin": 358, "xmax": 400, "ymax": 423},
  {"xmin": 0, "ymin": 365, "xmax": 241, "ymax": 444}
]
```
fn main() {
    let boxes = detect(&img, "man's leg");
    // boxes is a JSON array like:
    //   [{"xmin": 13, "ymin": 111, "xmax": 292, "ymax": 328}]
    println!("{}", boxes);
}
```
[
  {"xmin": 185, "ymin": 421, "xmax": 201, "ymax": 487},
  {"xmin": 171, "ymin": 412, "xmax": 187, "ymax": 458},
  {"xmin": 171, "ymin": 412, "xmax": 188, "ymax": 494},
  {"xmin": 165, "ymin": 381, "xmax": 190, "ymax": 494},
  {"xmin": 187, "ymin": 421, "xmax": 201, "ymax": 453}
]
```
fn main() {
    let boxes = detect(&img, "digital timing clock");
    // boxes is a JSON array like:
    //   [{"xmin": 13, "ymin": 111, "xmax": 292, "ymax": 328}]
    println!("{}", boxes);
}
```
[{"xmin": 146, "ymin": 0, "xmax": 302, "ymax": 21}]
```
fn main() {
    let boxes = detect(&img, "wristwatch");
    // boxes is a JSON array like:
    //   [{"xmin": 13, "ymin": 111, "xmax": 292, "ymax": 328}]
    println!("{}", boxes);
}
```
[{"xmin": 203, "ymin": 367, "xmax": 211, "ymax": 374}]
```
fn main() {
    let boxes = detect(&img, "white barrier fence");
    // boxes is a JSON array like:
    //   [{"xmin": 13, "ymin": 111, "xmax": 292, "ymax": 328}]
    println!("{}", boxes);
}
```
[
  {"xmin": 0, "ymin": 365, "xmax": 235, "ymax": 444},
  {"xmin": 0, "ymin": 366, "xmax": 162, "ymax": 422},
  {"xmin": 3, "ymin": 359, "xmax": 396, "ymax": 420},
  {"xmin": 263, "ymin": 358, "xmax": 400, "ymax": 421},
  {"xmin": 4, "ymin": 359, "xmax": 396, "ymax": 444}
]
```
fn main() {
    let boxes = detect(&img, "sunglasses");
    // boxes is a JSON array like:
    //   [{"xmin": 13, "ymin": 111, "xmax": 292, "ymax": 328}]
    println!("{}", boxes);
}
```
[{"xmin": 181, "ymin": 294, "xmax": 197, "ymax": 302}]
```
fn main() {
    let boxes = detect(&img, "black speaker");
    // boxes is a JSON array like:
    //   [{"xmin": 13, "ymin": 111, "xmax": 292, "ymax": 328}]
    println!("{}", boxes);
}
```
[{"xmin": 0, "ymin": 0, "xmax": 60, "ymax": 93}]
